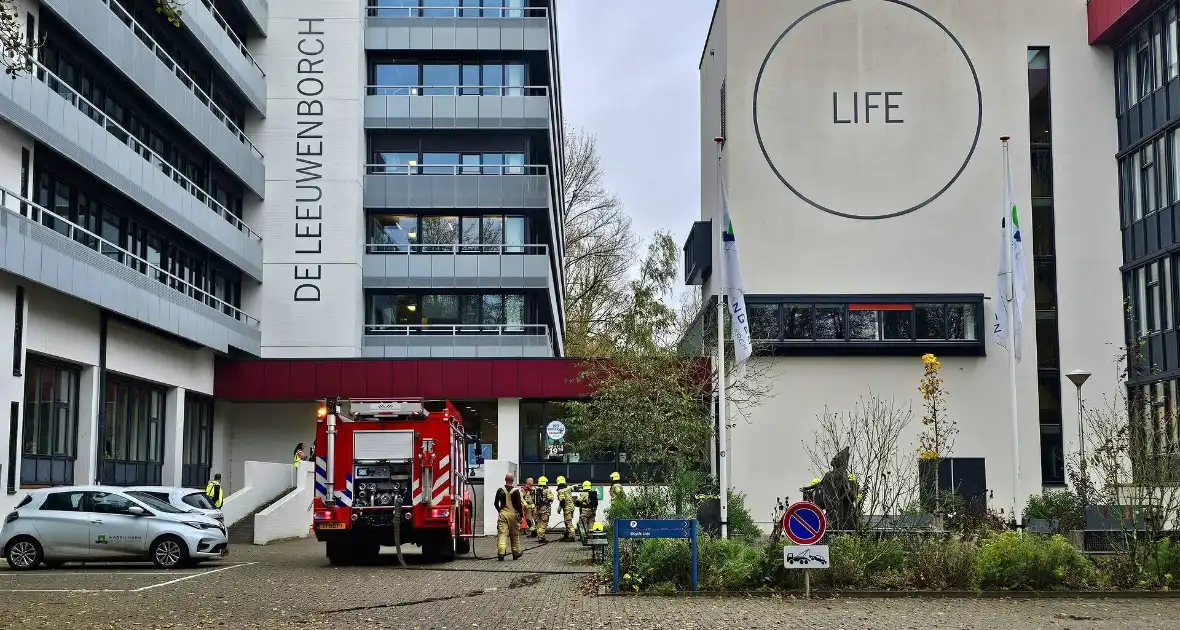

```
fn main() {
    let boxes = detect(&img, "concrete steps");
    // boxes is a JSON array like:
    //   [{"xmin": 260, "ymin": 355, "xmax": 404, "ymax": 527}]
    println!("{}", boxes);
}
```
[{"xmin": 228, "ymin": 488, "xmax": 294, "ymax": 544}]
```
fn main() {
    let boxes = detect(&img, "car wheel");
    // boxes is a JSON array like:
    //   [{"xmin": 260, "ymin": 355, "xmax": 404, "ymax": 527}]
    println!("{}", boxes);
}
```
[
  {"xmin": 5, "ymin": 537, "xmax": 43, "ymax": 570},
  {"xmin": 150, "ymin": 536, "xmax": 189, "ymax": 569}
]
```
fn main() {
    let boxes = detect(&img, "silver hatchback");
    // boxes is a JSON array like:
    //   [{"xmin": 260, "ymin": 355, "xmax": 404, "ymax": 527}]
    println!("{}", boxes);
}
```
[
  {"xmin": 123, "ymin": 486, "xmax": 225, "ymax": 524},
  {"xmin": 0, "ymin": 486, "xmax": 228, "ymax": 570}
]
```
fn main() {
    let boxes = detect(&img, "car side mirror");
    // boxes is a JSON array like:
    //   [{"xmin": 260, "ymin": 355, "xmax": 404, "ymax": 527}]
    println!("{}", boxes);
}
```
[{"xmin": 127, "ymin": 506, "xmax": 145, "ymax": 516}]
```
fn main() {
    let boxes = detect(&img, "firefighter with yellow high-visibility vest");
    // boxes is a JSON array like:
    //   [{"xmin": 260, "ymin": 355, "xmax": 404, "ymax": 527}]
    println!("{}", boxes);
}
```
[
  {"xmin": 204, "ymin": 473, "xmax": 224, "ymax": 509},
  {"xmin": 609, "ymin": 471, "xmax": 624, "ymax": 500}
]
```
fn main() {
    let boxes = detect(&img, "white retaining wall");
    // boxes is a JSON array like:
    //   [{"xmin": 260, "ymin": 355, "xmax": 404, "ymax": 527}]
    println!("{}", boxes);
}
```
[{"xmin": 254, "ymin": 461, "xmax": 315, "ymax": 544}]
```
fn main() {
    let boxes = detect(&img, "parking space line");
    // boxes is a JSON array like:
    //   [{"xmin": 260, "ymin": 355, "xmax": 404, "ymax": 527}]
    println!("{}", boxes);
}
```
[
  {"xmin": 130, "ymin": 562, "xmax": 255, "ymax": 592},
  {"xmin": 0, "ymin": 572, "xmax": 201, "ymax": 577},
  {"xmin": 3, "ymin": 588, "xmax": 128, "ymax": 593}
]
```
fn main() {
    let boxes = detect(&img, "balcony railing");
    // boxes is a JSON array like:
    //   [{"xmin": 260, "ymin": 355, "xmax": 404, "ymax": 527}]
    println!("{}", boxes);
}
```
[
  {"xmin": 364, "ymin": 164, "xmax": 548, "ymax": 175},
  {"xmin": 366, "ymin": 85, "xmax": 548, "ymax": 97},
  {"xmin": 196, "ymin": 0, "xmax": 265, "ymax": 76},
  {"xmin": 101, "ymin": 0, "xmax": 264, "ymax": 159},
  {"xmin": 0, "ymin": 186, "xmax": 260, "ymax": 327},
  {"xmin": 365, "ymin": 2, "xmax": 547, "ymax": 18},
  {"xmin": 29, "ymin": 58, "xmax": 261, "ymax": 241},
  {"xmin": 364, "ymin": 323, "xmax": 549, "ymax": 337},
  {"xmin": 365, "ymin": 243, "xmax": 548, "ymax": 255}
]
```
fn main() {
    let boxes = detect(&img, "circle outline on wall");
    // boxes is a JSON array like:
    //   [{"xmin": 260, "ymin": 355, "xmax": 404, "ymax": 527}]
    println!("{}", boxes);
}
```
[
  {"xmin": 751, "ymin": 0, "xmax": 983, "ymax": 220},
  {"xmin": 783, "ymin": 501, "xmax": 827, "ymax": 545}
]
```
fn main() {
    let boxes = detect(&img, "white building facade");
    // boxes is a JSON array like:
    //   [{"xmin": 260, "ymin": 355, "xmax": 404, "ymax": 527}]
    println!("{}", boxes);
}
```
[
  {"xmin": 688, "ymin": 0, "xmax": 1136, "ymax": 526},
  {"xmin": 0, "ymin": 0, "xmax": 569, "ymax": 521}
]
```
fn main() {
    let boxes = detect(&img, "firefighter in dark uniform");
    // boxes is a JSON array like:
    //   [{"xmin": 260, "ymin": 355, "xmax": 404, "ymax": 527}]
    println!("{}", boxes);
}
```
[
  {"xmin": 535, "ymin": 476, "xmax": 554, "ymax": 542},
  {"xmin": 494, "ymin": 472, "xmax": 524, "ymax": 560},
  {"xmin": 576, "ymin": 480, "xmax": 598, "ymax": 542}
]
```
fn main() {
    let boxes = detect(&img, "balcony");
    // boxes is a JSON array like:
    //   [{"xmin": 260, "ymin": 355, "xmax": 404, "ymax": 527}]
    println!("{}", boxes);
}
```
[
  {"xmin": 362, "ymin": 324, "xmax": 554, "ymax": 358},
  {"xmin": 230, "ymin": 0, "xmax": 268, "ymax": 37},
  {"xmin": 0, "ymin": 186, "xmax": 261, "ymax": 355},
  {"xmin": 363, "ymin": 164, "xmax": 552, "ymax": 209},
  {"xmin": 0, "ymin": 58, "xmax": 263, "ymax": 280},
  {"xmin": 365, "ymin": 3, "xmax": 550, "ymax": 51},
  {"xmin": 364, "ymin": 85, "xmax": 551, "ymax": 130},
  {"xmin": 40, "ymin": 0, "xmax": 265, "ymax": 196},
  {"xmin": 363, "ymin": 243, "xmax": 551, "ymax": 289},
  {"xmin": 182, "ymin": 0, "xmax": 267, "ymax": 113}
]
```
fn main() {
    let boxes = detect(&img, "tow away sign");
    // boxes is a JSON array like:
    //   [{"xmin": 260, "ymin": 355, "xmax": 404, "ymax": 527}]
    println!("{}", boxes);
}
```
[{"xmin": 783, "ymin": 545, "xmax": 830, "ymax": 568}]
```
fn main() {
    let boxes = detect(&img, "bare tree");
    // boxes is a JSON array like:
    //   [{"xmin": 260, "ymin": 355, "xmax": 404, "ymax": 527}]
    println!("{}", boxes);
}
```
[
  {"xmin": 804, "ymin": 392, "xmax": 921, "ymax": 531},
  {"xmin": 1077, "ymin": 348, "xmax": 1180, "ymax": 577},
  {"xmin": 562, "ymin": 125, "xmax": 640, "ymax": 356}
]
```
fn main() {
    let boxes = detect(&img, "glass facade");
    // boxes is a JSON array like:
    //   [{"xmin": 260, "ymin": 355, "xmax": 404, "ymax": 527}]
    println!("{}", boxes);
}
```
[{"xmin": 182, "ymin": 395, "xmax": 214, "ymax": 489}]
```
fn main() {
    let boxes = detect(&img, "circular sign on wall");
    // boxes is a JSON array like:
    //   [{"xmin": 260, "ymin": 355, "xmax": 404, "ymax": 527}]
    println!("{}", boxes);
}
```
[
  {"xmin": 546, "ymin": 421, "xmax": 567, "ymax": 441},
  {"xmin": 752, "ymin": 0, "xmax": 982, "ymax": 220}
]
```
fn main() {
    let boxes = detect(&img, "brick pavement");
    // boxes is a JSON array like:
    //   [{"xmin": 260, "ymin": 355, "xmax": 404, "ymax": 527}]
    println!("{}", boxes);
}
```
[{"xmin": 1, "ymin": 537, "xmax": 1178, "ymax": 629}]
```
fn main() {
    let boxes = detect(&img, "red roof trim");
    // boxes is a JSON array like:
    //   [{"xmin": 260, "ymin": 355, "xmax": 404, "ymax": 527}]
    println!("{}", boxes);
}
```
[
  {"xmin": 1089, "ymin": 0, "xmax": 1166, "ymax": 45},
  {"xmin": 214, "ymin": 358, "xmax": 597, "ymax": 401}
]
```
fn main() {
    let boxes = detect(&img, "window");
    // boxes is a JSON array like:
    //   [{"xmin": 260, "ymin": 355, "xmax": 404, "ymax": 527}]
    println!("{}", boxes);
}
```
[
  {"xmin": 101, "ymin": 379, "xmax": 166, "ymax": 486},
  {"xmin": 91, "ymin": 492, "xmax": 138, "ymax": 515},
  {"xmin": 915, "ymin": 304, "xmax": 947, "ymax": 340},
  {"xmin": 367, "ymin": 213, "xmax": 530, "ymax": 251},
  {"xmin": 1170, "ymin": 8, "xmax": 1179, "ymax": 81},
  {"xmin": 1139, "ymin": 31, "xmax": 1157, "ymax": 99},
  {"xmin": 784, "ymin": 306, "xmax": 813, "ymax": 340},
  {"xmin": 373, "ymin": 60, "xmax": 529, "ymax": 96},
  {"xmin": 182, "ymin": 396, "xmax": 213, "ymax": 488},
  {"xmin": 848, "ymin": 305, "xmax": 912, "ymax": 341},
  {"xmin": 182, "ymin": 492, "xmax": 213, "ymax": 509},
  {"xmin": 39, "ymin": 491, "xmax": 84, "ymax": 512},
  {"xmin": 748, "ymin": 304, "xmax": 779, "ymax": 340},
  {"xmin": 21, "ymin": 359, "xmax": 80, "ymax": 485},
  {"xmin": 368, "ymin": 293, "xmax": 534, "ymax": 328},
  {"xmin": 814, "ymin": 307, "xmax": 845, "ymax": 340}
]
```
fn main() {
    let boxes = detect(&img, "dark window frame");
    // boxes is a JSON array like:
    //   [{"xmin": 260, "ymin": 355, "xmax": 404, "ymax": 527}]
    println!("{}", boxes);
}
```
[
  {"xmin": 181, "ymin": 395, "xmax": 214, "ymax": 489},
  {"xmin": 20, "ymin": 357, "xmax": 81, "ymax": 487},
  {"xmin": 100, "ymin": 376, "xmax": 166, "ymax": 487}
]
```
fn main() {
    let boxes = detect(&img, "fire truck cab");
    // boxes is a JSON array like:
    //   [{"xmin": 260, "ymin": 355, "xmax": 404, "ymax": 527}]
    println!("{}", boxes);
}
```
[{"xmin": 312, "ymin": 398, "xmax": 474, "ymax": 565}]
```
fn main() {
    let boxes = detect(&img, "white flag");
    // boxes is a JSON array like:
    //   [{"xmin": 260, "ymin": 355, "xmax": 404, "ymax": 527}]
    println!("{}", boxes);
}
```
[
  {"xmin": 993, "ymin": 157, "xmax": 1028, "ymax": 362},
  {"xmin": 720, "ymin": 181, "xmax": 752, "ymax": 373}
]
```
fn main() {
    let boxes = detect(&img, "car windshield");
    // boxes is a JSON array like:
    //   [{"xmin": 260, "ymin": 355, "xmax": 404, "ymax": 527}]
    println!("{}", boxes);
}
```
[{"xmin": 127, "ymin": 491, "xmax": 186, "ymax": 514}]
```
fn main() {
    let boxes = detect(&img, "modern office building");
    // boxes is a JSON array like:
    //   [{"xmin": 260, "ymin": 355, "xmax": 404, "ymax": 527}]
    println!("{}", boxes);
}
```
[
  {"xmin": 685, "ymin": 0, "xmax": 1173, "ymax": 526},
  {"xmin": 0, "ymin": 0, "xmax": 571, "ymax": 520}
]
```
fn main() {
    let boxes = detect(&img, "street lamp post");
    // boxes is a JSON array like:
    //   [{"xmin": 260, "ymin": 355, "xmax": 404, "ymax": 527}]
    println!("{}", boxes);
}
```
[{"xmin": 1066, "ymin": 369, "xmax": 1091, "ymax": 501}]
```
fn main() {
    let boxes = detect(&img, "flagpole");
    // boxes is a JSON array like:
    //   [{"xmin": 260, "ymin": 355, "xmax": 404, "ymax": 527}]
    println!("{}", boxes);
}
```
[
  {"xmin": 1001, "ymin": 135, "xmax": 1021, "ymax": 526},
  {"xmin": 714, "ymin": 135, "xmax": 729, "ymax": 539}
]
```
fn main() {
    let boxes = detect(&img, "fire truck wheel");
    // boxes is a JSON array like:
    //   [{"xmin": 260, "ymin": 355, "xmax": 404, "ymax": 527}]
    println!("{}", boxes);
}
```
[{"xmin": 325, "ymin": 538, "xmax": 356, "ymax": 566}]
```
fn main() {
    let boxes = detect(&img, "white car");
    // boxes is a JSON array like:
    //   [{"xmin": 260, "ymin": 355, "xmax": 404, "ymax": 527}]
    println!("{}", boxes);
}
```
[
  {"xmin": 124, "ymin": 486, "xmax": 224, "ymax": 524},
  {"xmin": 0, "ymin": 486, "xmax": 228, "ymax": 570}
]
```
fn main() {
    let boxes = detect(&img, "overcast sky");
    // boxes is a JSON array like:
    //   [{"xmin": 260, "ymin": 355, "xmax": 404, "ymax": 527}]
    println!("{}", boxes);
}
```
[{"xmin": 556, "ymin": 0, "xmax": 716, "ymax": 254}]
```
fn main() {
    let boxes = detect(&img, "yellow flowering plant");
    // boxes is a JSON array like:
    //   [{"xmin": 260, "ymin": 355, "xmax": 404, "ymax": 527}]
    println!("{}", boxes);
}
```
[{"xmin": 916, "ymin": 353, "xmax": 956, "ymax": 462}]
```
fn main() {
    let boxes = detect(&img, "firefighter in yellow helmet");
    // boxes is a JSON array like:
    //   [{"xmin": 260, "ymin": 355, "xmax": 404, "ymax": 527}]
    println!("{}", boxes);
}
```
[
  {"xmin": 609, "ymin": 471, "xmax": 624, "ymax": 501},
  {"xmin": 576, "ymin": 480, "xmax": 598, "ymax": 542},
  {"xmin": 535, "ymin": 476, "xmax": 554, "ymax": 542},
  {"xmin": 494, "ymin": 472, "xmax": 524, "ymax": 560},
  {"xmin": 556, "ymin": 476, "xmax": 575, "ymax": 541},
  {"xmin": 520, "ymin": 477, "xmax": 536, "ymax": 536}
]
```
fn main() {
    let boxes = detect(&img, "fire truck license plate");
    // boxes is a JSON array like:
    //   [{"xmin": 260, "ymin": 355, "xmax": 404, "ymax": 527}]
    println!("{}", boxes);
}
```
[{"xmin": 318, "ymin": 523, "xmax": 346, "ymax": 530}]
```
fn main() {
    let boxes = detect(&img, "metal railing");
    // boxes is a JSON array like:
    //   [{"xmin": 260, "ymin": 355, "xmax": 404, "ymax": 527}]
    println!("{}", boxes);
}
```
[
  {"xmin": 365, "ymin": 84, "xmax": 547, "ymax": 97},
  {"xmin": 197, "ymin": 0, "xmax": 266, "ymax": 77},
  {"xmin": 28, "ymin": 58, "xmax": 261, "ymax": 241},
  {"xmin": 363, "ymin": 163, "xmax": 548, "ymax": 175},
  {"xmin": 100, "ymin": 0, "xmax": 264, "ymax": 159},
  {"xmin": 364, "ymin": 243, "xmax": 548, "ymax": 255},
  {"xmin": 0, "ymin": 185, "xmax": 260, "ymax": 327},
  {"xmin": 364, "ymin": 323, "xmax": 549, "ymax": 337},
  {"xmin": 365, "ymin": 3, "xmax": 546, "ymax": 18}
]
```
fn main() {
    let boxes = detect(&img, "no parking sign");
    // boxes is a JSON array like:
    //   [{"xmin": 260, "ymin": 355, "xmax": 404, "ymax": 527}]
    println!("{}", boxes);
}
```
[{"xmin": 783, "ymin": 500, "xmax": 826, "ymax": 545}]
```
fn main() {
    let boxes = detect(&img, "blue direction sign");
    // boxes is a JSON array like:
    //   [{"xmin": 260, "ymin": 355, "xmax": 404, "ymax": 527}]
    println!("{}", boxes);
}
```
[
  {"xmin": 783, "ymin": 501, "xmax": 827, "ymax": 546},
  {"xmin": 613, "ymin": 519, "xmax": 698, "ymax": 592}
]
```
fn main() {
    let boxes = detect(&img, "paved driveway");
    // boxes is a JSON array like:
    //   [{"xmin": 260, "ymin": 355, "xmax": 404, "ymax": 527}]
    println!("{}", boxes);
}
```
[{"xmin": 0, "ymin": 537, "xmax": 1177, "ymax": 629}]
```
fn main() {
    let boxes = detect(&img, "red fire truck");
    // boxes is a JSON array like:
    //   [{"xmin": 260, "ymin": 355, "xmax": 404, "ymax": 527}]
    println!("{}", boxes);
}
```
[{"xmin": 311, "ymin": 398, "xmax": 474, "ymax": 565}]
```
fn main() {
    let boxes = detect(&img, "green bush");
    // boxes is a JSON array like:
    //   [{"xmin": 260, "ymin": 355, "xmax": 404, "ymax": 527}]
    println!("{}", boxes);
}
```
[
  {"xmin": 908, "ymin": 537, "xmax": 978, "ymax": 590},
  {"xmin": 1023, "ymin": 490, "xmax": 1085, "ymax": 533},
  {"xmin": 1144, "ymin": 539, "xmax": 1180, "ymax": 589},
  {"xmin": 822, "ymin": 535, "xmax": 908, "ymax": 589},
  {"xmin": 976, "ymin": 531, "xmax": 1094, "ymax": 590},
  {"xmin": 629, "ymin": 538, "xmax": 692, "ymax": 590},
  {"xmin": 698, "ymin": 536, "xmax": 763, "ymax": 591},
  {"xmin": 724, "ymin": 490, "xmax": 764, "ymax": 545}
]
